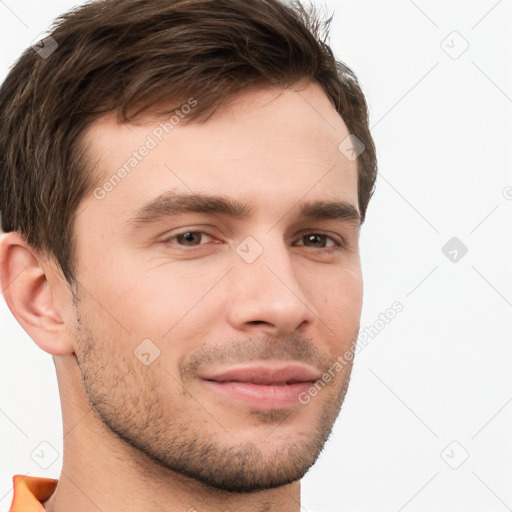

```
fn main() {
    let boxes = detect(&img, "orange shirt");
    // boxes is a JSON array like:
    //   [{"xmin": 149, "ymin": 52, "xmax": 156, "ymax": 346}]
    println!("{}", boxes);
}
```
[{"xmin": 8, "ymin": 474, "xmax": 58, "ymax": 512}]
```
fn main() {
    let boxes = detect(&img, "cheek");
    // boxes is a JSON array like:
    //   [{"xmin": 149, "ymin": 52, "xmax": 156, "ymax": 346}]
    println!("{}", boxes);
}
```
[
  {"xmin": 311, "ymin": 267, "xmax": 363, "ymax": 344},
  {"xmin": 109, "ymin": 260, "xmax": 225, "ymax": 340},
  {"xmin": 338, "ymin": 275, "xmax": 363, "ymax": 319},
  {"xmin": 311, "ymin": 255, "xmax": 362, "ymax": 303}
]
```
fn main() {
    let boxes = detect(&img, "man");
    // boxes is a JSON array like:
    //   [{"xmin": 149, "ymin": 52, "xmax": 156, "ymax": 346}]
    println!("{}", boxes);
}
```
[{"xmin": 0, "ymin": 0, "xmax": 377, "ymax": 510}]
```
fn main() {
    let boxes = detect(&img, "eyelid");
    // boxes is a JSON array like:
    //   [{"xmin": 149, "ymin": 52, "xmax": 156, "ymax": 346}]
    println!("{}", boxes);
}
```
[
  {"xmin": 161, "ymin": 228, "xmax": 216, "ymax": 244},
  {"xmin": 293, "ymin": 231, "xmax": 345, "ymax": 248},
  {"xmin": 161, "ymin": 227, "xmax": 345, "ymax": 249}
]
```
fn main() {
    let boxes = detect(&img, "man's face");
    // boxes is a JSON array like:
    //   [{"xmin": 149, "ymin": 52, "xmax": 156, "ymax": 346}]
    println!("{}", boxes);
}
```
[{"xmin": 70, "ymin": 81, "xmax": 362, "ymax": 492}]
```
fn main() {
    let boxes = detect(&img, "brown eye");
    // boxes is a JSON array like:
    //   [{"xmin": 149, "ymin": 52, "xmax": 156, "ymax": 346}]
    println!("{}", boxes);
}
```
[
  {"xmin": 296, "ymin": 233, "xmax": 339, "ymax": 249},
  {"xmin": 164, "ymin": 231, "xmax": 214, "ymax": 247}
]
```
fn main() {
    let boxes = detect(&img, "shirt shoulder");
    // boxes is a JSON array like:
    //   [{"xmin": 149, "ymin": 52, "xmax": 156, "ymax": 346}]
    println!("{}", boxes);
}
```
[{"xmin": 8, "ymin": 474, "xmax": 58, "ymax": 512}]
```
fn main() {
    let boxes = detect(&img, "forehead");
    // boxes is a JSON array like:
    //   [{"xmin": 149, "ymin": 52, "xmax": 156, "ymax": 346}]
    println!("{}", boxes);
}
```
[{"xmin": 80, "ymin": 82, "xmax": 359, "ymax": 225}]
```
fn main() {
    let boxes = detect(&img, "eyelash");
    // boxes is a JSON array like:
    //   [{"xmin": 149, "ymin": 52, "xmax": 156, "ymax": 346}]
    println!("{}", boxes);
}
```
[{"xmin": 162, "ymin": 230, "xmax": 344, "ymax": 250}]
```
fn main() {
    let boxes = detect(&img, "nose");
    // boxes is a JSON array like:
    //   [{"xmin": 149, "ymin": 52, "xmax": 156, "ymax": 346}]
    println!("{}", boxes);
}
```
[{"xmin": 225, "ymin": 236, "xmax": 317, "ymax": 337}]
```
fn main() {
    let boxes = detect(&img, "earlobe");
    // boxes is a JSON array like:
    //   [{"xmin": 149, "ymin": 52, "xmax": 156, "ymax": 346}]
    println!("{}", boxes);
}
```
[{"xmin": 0, "ymin": 232, "xmax": 74, "ymax": 356}]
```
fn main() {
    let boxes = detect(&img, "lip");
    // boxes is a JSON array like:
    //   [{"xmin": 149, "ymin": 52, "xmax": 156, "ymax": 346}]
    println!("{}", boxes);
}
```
[{"xmin": 199, "ymin": 363, "xmax": 321, "ymax": 410}]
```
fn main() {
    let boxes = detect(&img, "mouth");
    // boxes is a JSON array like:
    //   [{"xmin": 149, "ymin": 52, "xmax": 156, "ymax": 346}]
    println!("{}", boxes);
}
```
[{"xmin": 198, "ymin": 363, "xmax": 321, "ymax": 410}]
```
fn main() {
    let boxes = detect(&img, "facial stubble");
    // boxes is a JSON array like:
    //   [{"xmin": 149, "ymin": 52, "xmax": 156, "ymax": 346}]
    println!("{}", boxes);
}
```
[{"xmin": 72, "ymin": 297, "xmax": 355, "ymax": 493}]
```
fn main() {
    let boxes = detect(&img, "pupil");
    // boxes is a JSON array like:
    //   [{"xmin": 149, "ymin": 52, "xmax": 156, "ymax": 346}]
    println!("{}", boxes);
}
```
[{"xmin": 182, "ymin": 232, "xmax": 197, "ymax": 244}]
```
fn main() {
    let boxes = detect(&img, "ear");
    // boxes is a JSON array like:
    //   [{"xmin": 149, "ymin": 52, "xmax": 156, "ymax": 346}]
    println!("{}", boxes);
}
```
[{"xmin": 0, "ymin": 231, "xmax": 75, "ymax": 355}]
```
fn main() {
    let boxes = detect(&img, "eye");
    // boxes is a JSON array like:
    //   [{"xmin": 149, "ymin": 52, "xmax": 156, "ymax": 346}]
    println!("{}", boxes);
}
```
[
  {"xmin": 295, "ymin": 233, "xmax": 342, "ymax": 249},
  {"xmin": 161, "ymin": 230, "xmax": 343, "ymax": 250},
  {"xmin": 163, "ymin": 231, "xmax": 215, "ymax": 247}
]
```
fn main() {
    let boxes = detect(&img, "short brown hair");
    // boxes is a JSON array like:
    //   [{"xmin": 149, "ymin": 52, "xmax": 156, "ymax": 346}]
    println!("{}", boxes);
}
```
[{"xmin": 0, "ymin": 0, "xmax": 377, "ymax": 286}]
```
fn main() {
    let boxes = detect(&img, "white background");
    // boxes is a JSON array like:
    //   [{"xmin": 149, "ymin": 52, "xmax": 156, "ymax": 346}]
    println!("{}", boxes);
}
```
[{"xmin": 1, "ymin": 1, "xmax": 511, "ymax": 511}]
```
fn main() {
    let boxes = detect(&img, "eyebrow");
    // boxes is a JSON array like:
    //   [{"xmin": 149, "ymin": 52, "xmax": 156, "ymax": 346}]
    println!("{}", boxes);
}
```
[{"xmin": 128, "ymin": 192, "xmax": 361, "ymax": 228}]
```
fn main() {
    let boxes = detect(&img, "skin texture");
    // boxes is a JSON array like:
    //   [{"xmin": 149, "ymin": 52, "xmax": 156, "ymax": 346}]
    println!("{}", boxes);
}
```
[{"xmin": 0, "ymin": 79, "xmax": 363, "ymax": 512}]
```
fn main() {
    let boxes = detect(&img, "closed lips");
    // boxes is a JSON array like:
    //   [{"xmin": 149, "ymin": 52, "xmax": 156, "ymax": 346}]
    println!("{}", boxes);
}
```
[{"xmin": 199, "ymin": 364, "xmax": 321, "ymax": 384}]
